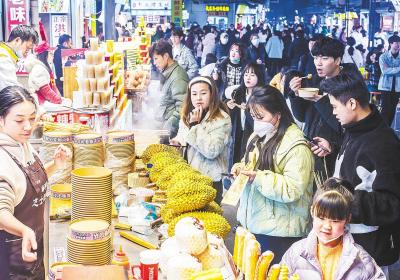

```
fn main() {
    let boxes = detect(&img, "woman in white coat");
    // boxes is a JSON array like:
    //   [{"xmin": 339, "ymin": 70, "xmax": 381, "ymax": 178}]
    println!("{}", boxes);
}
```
[{"xmin": 170, "ymin": 76, "xmax": 232, "ymax": 203}]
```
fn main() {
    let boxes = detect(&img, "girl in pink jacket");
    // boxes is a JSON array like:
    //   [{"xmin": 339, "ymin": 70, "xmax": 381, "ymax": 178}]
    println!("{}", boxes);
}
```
[{"xmin": 281, "ymin": 178, "xmax": 385, "ymax": 280}]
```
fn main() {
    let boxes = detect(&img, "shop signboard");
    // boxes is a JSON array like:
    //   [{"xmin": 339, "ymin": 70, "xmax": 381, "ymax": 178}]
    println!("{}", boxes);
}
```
[
  {"xmin": 5, "ymin": 0, "xmax": 29, "ymax": 37},
  {"xmin": 206, "ymin": 5, "xmax": 230, "ymax": 12},
  {"xmin": 38, "ymin": 0, "xmax": 70, "ymax": 13},
  {"xmin": 382, "ymin": 15, "xmax": 394, "ymax": 32},
  {"xmin": 51, "ymin": 14, "xmax": 69, "ymax": 46},
  {"xmin": 171, "ymin": 0, "xmax": 183, "ymax": 26},
  {"xmin": 131, "ymin": 0, "xmax": 170, "ymax": 10}
]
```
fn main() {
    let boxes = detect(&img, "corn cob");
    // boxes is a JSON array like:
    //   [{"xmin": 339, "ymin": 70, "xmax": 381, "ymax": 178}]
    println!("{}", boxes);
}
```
[
  {"xmin": 255, "ymin": 251, "xmax": 274, "ymax": 280},
  {"xmin": 288, "ymin": 274, "xmax": 300, "ymax": 280},
  {"xmin": 119, "ymin": 231, "xmax": 158, "ymax": 249},
  {"xmin": 244, "ymin": 239, "xmax": 261, "ymax": 280},
  {"xmin": 233, "ymin": 226, "xmax": 246, "ymax": 266},
  {"xmin": 266, "ymin": 264, "xmax": 281, "ymax": 280},
  {"xmin": 242, "ymin": 232, "xmax": 256, "ymax": 273},
  {"xmin": 191, "ymin": 268, "xmax": 224, "ymax": 280}
]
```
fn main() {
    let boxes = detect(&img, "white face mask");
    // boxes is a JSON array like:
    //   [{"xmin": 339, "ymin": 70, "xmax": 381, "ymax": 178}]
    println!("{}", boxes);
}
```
[
  {"xmin": 252, "ymin": 39, "xmax": 260, "ymax": 47},
  {"xmin": 221, "ymin": 37, "xmax": 228, "ymax": 45},
  {"xmin": 253, "ymin": 120, "xmax": 275, "ymax": 138},
  {"xmin": 316, "ymin": 231, "xmax": 344, "ymax": 246}
]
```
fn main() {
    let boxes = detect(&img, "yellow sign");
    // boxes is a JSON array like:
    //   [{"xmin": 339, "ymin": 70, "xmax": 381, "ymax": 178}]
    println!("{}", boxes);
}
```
[{"xmin": 206, "ymin": 5, "xmax": 229, "ymax": 12}]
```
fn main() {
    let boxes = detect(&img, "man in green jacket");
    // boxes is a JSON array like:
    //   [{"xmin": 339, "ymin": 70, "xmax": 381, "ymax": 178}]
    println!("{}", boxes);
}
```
[{"xmin": 150, "ymin": 39, "xmax": 189, "ymax": 138}]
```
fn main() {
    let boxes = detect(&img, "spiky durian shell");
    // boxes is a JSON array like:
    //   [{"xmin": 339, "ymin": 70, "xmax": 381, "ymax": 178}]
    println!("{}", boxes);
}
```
[
  {"xmin": 166, "ymin": 180, "xmax": 216, "ymax": 214},
  {"xmin": 168, "ymin": 212, "xmax": 231, "ymax": 238},
  {"xmin": 156, "ymin": 162, "xmax": 193, "ymax": 190},
  {"xmin": 202, "ymin": 201, "xmax": 223, "ymax": 215},
  {"xmin": 141, "ymin": 144, "xmax": 180, "ymax": 164},
  {"xmin": 148, "ymin": 152, "xmax": 185, "ymax": 182},
  {"xmin": 167, "ymin": 171, "xmax": 213, "ymax": 190}
]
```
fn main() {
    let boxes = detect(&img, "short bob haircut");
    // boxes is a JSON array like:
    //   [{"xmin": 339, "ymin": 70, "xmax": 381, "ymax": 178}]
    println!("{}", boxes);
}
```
[
  {"xmin": 8, "ymin": 25, "xmax": 39, "ymax": 44},
  {"xmin": 181, "ymin": 76, "xmax": 227, "ymax": 127},
  {"xmin": 171, "ymin": 28, "xmax": 184, "ymax": 38},
  {"xmin": 320, "ymin": 71, "xmax": 370, "ymax": 108},
  {"xmin": 311, "ymin": 177, "xmax": 354, "ymax": 221},
  {"xmin": 229, "ymin": 42, "xmax": 245, "ymax": 59},
  {"xmin": 311, "ymin": 37, "xmax": 345, "ymax": 60},
  {"xmin": 149, "ymin": 39, "xmax": 173, "ymax": 59}
]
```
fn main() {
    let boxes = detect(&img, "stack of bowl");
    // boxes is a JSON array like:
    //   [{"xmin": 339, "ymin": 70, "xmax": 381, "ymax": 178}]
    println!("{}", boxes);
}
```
[
  {"xmin": 104, "ymin": 130, "xmax": 135, "ymax": 193},
  {"xmin": 67, "ymin": 219, "xmax": 112, "ymax": 265},
  {"xmin": 48, "ymin": 262, "xmax": 80, "ymax": 280},
  {"xmin": 73, "ymin": 133, "xmax": 104, "ymax": 169},
  {"xmin": 71, "ymin": 167, "xmax": 112, "ymax": 223},
  {"xmin": 50, "ymin": 184, "xmax": 72, "ymax": 219}
]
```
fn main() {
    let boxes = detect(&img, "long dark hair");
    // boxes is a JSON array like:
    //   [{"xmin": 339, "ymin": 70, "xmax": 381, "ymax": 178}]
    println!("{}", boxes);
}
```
[
  {"xmin": 245, "ymin": 85, "xmax": 295, "ymax": 171},
  {"xmin": 232, "ymin": 63, "xmax": 265, "ymax": 103},
  {"xmin": 346, "ymin": 37, "xmax": 356, "ymax": 56},
  {"xmin": 37, "ymin": 51, "xmax": 52, "ymax": 73},
  {"xmin": 181, "ymin": 76, "xmax": 228, "ymax": 126},
  {"xmin": 0, "ymin": 86, "xmax": 37, "ymax": 118}
]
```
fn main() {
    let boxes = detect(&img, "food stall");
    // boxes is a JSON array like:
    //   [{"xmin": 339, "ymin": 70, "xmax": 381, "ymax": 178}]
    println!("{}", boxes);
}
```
[{"xmin": 25, "ymin": 16, "xmax": 303, "ymax": 280}]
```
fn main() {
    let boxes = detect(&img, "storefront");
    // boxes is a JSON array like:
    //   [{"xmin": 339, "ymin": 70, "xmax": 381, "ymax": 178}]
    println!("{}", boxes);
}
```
[
  {"xmin": 235, "ymin": 4, "xmax": 257, "ymax": 27},
  {"xmin": 130, "ymin": 0, "xmax": 171, "ymax": 25},
  {"xmin": 206, "ymin": 5, "xmax": 230, "ymax": 30}
]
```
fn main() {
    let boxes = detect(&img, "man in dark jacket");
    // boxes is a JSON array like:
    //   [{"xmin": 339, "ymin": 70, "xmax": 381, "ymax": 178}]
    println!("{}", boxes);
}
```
[
  {"xmin": 319, "ymin": 72, "xmax": 400, "ymax": 274},
  {"xmin": 288, "ymin": 30, "xmax": 309, "ymax": 70},
  {"xmin": 245, "ymin": 33, "xmax": 265, "ymax": 65},
  {"xmin": 289, "ymin": 37, "xmax": 346, "ymax": 177},
  {"xmin": 53, "ymin": 34, "xmax": 72, "ymax": 96}
]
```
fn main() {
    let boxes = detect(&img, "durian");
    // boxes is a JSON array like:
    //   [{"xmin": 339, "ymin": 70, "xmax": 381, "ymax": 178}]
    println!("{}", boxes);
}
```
[
  {"xmin": 156, "ymin": 162, "xmax": 193, "ymax": 190},
  {"xmin": 202, "ymin": 201, "xmax": 223, "ymax": 215},
  {"xmin": 160, "ymin": 237, "xmax": 182, "ymax": 275},
  {"xmin": 168, "ymin": 171, "xmax": 213, "ymax": 190},
  {"xmin": 174, "ymin": 217, "xmax": 208, "ymax": 255},
  {"xmin": 168, "ymin": 212, "xmax": 231, "ymax": 238},
  {"xmin": 141, "ymin": 144, "xmax": 180, "ymax": 164},
  {"xmin": 160, "ymin": 205, "xmax": 179, "ymax": 223},
  {"xmin": 148, "ymin": 152, "xmax": 185, "ymax": 182},
  {"xmin": 167, "ymin": 253, "xmax": 202, "ymax": 280},
  {"xmin": 166, "ymin": 180, "xmax": 216, "ymax": 214},
  {"xmin": 197, "ymin": 244, "xmax": 225, "ymax": 270}
]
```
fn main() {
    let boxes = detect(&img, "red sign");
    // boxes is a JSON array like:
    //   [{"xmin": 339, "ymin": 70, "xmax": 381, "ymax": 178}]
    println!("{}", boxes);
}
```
[{"xmin": 6, "ymin": 0, "xmax": 29, "ymax": 36}]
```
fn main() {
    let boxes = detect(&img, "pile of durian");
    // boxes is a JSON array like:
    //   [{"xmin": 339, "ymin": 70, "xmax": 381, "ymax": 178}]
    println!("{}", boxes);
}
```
[
  {"xmin": 160, "ymin": 217, "xmax": 232, "ymax": 280},
  {"xmin": 233, "ymin": 226, "xmax": 301, "ymax": 280},
  {"xmin": 141, "ymin": 144, "xmax": 230, "ymax": 239}
]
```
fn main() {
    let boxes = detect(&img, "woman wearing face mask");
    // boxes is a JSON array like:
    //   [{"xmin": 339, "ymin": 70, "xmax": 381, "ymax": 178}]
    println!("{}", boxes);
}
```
[
  {"xmin": 24, "ymin": 41, "xmax": 62, "ymax": 105},
  {"xmin": 212, "ymin": 43, "xmax": 247, "ymax": 95},
  {"xmin": 0, "ymin": 86, "xmax": 70, "ymax": 279},
  {"xmin": 170, "ymin": 76, "xmax": 231, "ymax": 204},
  {"xmin": 225, "ymin": 63, "xmax": 265, "ymax": 169},
  {"xmin": 232, "ymin": 85, "xmax": 314, "ymax": 261},
  {"xmin": 215, "ymin": 32, "xmax": 230, "ymax": 61},
  {"xmin": 282, "ymin": 178, "xmax": 385, "ymax": 280},
  {"xmin": 245, "ymin": 34, "xmax": 266, "ymax": 65}
]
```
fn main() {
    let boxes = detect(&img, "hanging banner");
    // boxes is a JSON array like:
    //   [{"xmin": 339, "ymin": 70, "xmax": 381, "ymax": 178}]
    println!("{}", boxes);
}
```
[
  {"xmin": 5, "ymin": 0, "xmax": 29, "ymax": 37},
  {"xmin": 38, "ymin": 0, "xmax": 70, "ymax": 13},
  {"xmin": 51, "ymin": 14, "xmax": 69, "ymax": 46},
  {"xmin": 171, "ymin": 0, "xmax": 182, "ymax": 27}
]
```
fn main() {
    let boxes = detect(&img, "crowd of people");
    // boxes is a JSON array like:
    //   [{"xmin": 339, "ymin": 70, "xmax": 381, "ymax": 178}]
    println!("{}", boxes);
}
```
[
  {"xmin": 150, "ymin": 22, "xmax": 400, "ymax": 280},
  {"xmin": 0, "ymin": 22, "xmax": 399, "ymax": 279}
]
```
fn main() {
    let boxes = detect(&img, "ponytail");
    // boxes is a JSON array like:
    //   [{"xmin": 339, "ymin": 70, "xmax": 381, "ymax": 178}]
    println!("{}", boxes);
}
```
[{"xmin": 348, "ymin": 46, "xmax": 354, "ymax": 56}]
